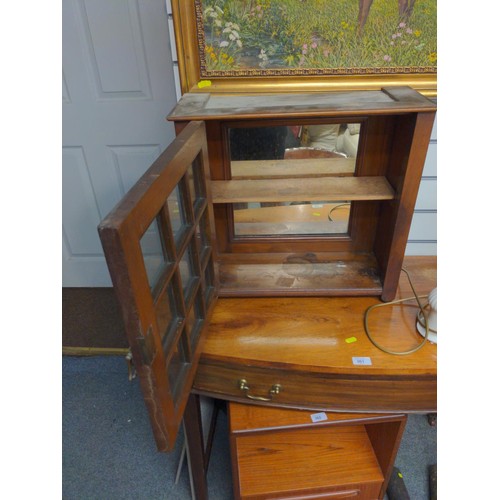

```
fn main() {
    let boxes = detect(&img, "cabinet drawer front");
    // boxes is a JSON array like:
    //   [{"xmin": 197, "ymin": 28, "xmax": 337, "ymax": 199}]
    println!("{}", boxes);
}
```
[
  {"xmin": 194, "ymin": 361, "xmax": 436, "ymax": 413},
  {"xmin": 240, "ymin": 481, "xmax": 382, "ymax": 500}
]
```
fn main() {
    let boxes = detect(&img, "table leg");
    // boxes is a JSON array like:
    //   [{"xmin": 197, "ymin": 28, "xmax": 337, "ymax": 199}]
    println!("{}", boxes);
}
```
[{"xmin": 184, "ymin": 393, "xmax": 208, "ymax": 500}]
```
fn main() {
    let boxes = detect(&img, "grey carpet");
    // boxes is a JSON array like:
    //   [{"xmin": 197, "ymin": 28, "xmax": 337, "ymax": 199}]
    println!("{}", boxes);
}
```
[{"xmin": 62, "ymin": 355, "xmax": 436, "ymax": 500}]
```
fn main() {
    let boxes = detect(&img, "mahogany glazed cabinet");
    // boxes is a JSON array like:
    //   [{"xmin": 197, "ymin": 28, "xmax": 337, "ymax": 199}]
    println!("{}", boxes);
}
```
[{"xmin": 98, "ymin": 87, "xmax": 437, "ymax": 460}]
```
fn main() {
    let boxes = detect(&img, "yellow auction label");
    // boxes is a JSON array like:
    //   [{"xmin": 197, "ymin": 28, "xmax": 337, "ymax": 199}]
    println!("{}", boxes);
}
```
[{"xmin": 197, "ymin": 80, "xmax": 212, "ymax": 88}]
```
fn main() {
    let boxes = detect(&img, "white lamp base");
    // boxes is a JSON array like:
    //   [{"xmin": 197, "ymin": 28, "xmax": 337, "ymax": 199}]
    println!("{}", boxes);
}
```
[{"xmin": 416, "ymin": 287, "xmax": 437, "ymax": 344}]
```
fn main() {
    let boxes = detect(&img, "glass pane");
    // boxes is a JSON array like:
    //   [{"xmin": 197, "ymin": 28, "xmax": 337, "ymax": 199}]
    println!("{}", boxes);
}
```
[
  {"xmin": 230, "ymin": 126, "xmax": 289, "ymax": 162},
  {"xmin": 195, "ymin": 209, "xmax": 211, "ymax": 262},
  {"xmin": 155, "ymin": 282, "xmax": 178, "ymax": 341},
  {"xmin": 178, "ymin": 243, "xmax": 197, "ymax": 299},
  {"xmin": 229, "ymin": 123, "xmax": 360, "ymax": 179},
  {"xmin": 186, "ymin": 291, "xmax": 204, "ymax": 351},
  {"xmin": 167, "ymin": 336, "xmax": 189, "ymax": 404},
  {"xmin": 186, "ymin": 154, "xmax": 206, "ymax": 213},
  {"xmin": 203, "ymin": 258, "xmax": 216, "ymax": 306},
  {"xmin": 140, "ymin": 216, "xmax": 168, "ymax": 290},
  {"xmin": 166, "ymin": 184, "xmax": 189, "ymax": 244},
  {"xmin": 233, "ymin": 201, "xmax": 351, "ymax": 237}
]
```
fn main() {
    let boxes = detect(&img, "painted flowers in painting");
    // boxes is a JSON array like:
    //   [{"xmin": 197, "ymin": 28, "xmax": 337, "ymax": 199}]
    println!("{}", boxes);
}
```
[{"xmin": 199, "ymin": 0, "xmax": 437, "ymax": 74}]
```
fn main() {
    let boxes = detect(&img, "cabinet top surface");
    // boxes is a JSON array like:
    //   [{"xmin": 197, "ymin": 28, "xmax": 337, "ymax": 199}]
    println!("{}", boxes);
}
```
[
  {"xmin": 201, "ymin": 256, "xmax": 437, "ymax": 376},
  {"xmin": 168, "ymin": 86, "xmax": 436, "ymax": 121},
  {"xmin": 229, "ymin": 402, "xmax": 405, "ymax": 434}
]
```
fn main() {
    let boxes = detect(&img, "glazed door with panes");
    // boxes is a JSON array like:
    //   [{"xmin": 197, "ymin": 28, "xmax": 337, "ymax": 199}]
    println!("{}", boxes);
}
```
[{"xmin": 98, "ymin": 121, "xmax": 218, "ymax": 452}]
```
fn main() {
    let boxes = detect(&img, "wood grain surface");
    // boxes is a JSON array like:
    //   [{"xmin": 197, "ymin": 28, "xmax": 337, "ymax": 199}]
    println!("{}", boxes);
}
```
[
  {"xmin": 229, "ymin": 403, "xmax": 405, "ymax": 435},
  {"xmin": 202, "ymin": 271, "xmax": 436, "ymax": 374},
  {"xmin": 168, "ymin": 87, "xmax": 436, "ymax": 122},
  {"xmin": 211, "ymin": 176, "xmax": 395, "ymax": 203},
  {"xmin": 194, "ymin": 256, "xmax": 436, "ymax": 412},
  {"xmin": 234, "ymin": 425, "xmax": 383, "ymax": 498}
]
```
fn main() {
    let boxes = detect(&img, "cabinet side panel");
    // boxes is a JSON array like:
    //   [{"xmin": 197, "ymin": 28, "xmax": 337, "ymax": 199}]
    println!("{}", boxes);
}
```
[
  {"xmin": 374, "ymin": 112, "xmax": 436, "ymax": 301},
  {"xmin": 366, "ymin": 417, "xmax": 408, "ymax": 499}
]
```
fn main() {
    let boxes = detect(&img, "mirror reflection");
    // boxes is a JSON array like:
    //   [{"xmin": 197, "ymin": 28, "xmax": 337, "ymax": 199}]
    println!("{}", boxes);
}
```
[
  {"xmin": 233, "ymin": 201, "xmax": 351, "ymax": 237},
  {"xmin": 229, "ymin": 123, "xmax": 360, "ymax": 237}
]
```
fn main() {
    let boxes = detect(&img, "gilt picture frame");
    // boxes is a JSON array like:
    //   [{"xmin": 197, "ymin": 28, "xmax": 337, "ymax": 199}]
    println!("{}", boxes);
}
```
[{"xmin": 171, "ymin": 0, "xmax": 436, "ymax": 95}]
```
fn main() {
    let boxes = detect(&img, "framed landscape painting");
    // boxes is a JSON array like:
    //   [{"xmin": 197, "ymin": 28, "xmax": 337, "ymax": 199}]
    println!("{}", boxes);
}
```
[{"xmin": 171, "ymin": 0, "xmax": 437, "ymax": 95}]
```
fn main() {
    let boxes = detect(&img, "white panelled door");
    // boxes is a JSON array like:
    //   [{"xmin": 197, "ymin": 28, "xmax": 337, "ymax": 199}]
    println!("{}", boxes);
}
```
[{"xmin": 62, "ymin": 0, "xmax": 178, "ymax": 286}]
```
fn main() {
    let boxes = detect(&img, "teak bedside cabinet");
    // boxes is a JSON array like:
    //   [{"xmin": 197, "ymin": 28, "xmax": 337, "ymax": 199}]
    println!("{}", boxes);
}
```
[
  {"xmin": 228, "ymin": 403, "xmax": 407, "ymax": 500},
  {"xmin": 98, "ymin": 87, "xmax": 437, "ymax": 498}
]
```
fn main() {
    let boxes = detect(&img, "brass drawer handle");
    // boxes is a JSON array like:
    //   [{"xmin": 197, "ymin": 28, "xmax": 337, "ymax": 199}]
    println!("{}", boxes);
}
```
[{"xmin": 238, "ymin": 379, "xmax": 282, "ymax": 402}]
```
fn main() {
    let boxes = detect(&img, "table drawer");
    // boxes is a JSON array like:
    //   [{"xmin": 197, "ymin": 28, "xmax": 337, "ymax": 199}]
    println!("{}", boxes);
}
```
[{"xmin": 193, "ymin": 360, "xmax": 437, "ymax": 412}]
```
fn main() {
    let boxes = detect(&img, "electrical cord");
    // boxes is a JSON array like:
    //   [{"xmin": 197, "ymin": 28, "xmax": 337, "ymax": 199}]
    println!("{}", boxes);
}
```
[
  {"xmin": 327, "ymin": 203, "xmax": 350, "ymax": 222},
  {"xmin": 364, "ymin": 268, "xmax": 431, "ymax": 355}
]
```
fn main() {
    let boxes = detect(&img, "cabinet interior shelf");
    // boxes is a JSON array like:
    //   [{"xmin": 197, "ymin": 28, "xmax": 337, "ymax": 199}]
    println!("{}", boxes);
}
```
[
  {"xmin": 218, "ymin": 254, "xmax": 383, "ymax": 297},
  {"xmin": 211, "ymin": 176, "xmax": 394, "ymax": 204}
]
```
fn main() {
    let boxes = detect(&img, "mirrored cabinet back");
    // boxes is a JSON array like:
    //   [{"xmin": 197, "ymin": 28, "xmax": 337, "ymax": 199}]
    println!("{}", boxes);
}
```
[{"xmin": 168, "ymin": 86, "xmax": 436, "ymax": 302}]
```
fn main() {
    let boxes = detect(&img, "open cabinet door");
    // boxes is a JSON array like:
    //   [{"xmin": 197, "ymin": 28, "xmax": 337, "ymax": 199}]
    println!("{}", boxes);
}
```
[{"xmin": 98, "ymin": 121, "xmax": 218, "ymax": 452}]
